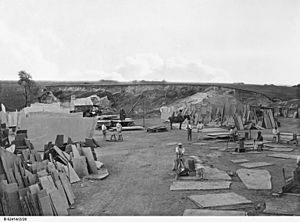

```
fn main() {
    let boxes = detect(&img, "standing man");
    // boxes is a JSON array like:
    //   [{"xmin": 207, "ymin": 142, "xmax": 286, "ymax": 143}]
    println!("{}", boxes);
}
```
[
  {"xmin": 178, "ymin": 110, "xmax": 183, "ymax": 130},
  {"xmin": 254, "ymin": 131, "xmax": 264, "ymax": 151},
  {"xmin": 272, "ymin": 127, "xmax": 280, "ymax": 143},
  {"xmin": 172, "ymin": 143, "xmax": 186, "ymax": 171},
  {"xmin": 116, "ymin": 121, "xmax": 123, "ymax": 141},
  {"xmin": 101, "ymin": 124, "xmax": 107, "ymax": 141},
  {"xmin": 196, "ymin": 121, "xmax": 204, "ymax": 140},
  {"xmin": 120, "ymin": 108, "xmax": 126, "ymax": 121},
  {"xmin": 187, "ymin": 121, "xmax": 192, "ymax": 141}
]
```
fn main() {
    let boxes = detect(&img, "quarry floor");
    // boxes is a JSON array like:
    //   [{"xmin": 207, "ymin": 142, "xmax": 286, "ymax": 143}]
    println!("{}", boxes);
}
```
[{"xmin": 69, "ymin": 117, "xmax": 300, "ymax": 216}]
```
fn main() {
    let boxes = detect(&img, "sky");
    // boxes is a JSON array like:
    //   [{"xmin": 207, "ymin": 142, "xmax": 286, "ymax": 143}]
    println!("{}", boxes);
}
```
[{"xmin": 0, "ymin": 0, "xmax": 299, "ymax": 85}]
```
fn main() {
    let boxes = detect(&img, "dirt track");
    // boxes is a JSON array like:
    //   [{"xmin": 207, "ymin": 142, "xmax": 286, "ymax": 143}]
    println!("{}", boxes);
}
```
[{"xmin": 70, "ymin": 117, "xmax": 300, "ymax": 216}]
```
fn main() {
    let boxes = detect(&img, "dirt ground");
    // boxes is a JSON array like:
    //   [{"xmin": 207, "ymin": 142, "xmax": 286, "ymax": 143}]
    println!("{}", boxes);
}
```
[{"xmin": 69, "ymin": 117, "xmax": 300, "ymax": 216}]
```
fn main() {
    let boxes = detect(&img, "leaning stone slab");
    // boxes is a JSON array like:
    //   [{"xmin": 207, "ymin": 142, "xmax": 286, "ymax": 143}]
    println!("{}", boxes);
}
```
[
  {"xmin": 236, "ymin": 169, "xmax": 272, "ymax": 190},
  {"xmin": 170, "ymin": 181, "xmax": 231, "ymax": 191},
  {"xmin": 188, "ymin": 192, "xmax": 252, "ymax": 208},
  {"xmin": 183, "ymin": 209, "xmax": 246, "ymax": 216},
  {"xmin": 240, "ymin": 162, "xmax": 273, "ymax": 168}
]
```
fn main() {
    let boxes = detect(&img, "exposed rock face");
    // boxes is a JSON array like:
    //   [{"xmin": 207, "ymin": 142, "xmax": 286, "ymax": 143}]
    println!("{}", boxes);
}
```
[{"xmin": 46, "ymin": 83, "xmax": 273, "ymax": 117}]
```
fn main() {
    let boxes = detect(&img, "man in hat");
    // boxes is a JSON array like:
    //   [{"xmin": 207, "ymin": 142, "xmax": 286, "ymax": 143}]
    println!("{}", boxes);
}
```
[
  {"xmin": 116, "ymin": 121, "xmax": 123, "ymax": 141},
  {"xmin": 254, "ymin": 131, "xmax": 264, "ymax": 151},
  {"xmin": 172, "ymin": 143, "xmax": 186, "ymax": 171},
  {"xmin": 101, "ymin": 124, "xmax": 107, "ymax": 141},
  {"xmin": 187, "ymin": 121, "xmax": 192, "ymax": 141},
  {"xmin": 196, "ymin": 121, "xmax": 204, "ymax": 140},
  {"xmin": 120, "ymin": 108, "xmax": 126, "ymax": 121},
  {"xmin": 272, "ymin": 127, "xmax": 280, "ymax": 143}
]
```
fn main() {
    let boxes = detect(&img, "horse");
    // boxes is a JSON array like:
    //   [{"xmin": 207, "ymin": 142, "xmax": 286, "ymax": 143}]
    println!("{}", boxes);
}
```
[{"xmin": 168, "ymin": 112, "xmax": 190, "ymax": 130}]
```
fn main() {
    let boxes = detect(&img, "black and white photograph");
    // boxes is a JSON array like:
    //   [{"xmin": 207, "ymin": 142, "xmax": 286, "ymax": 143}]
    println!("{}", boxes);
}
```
[{"xmin": 0, "ymin": 0, "xmax": 299, "ymax": 220}]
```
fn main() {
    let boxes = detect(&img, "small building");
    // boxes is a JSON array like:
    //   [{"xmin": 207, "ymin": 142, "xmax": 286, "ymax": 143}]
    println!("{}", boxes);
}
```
[{"xmin": 71, "ymin": 97, "xmax": 94, "ymax": 113}]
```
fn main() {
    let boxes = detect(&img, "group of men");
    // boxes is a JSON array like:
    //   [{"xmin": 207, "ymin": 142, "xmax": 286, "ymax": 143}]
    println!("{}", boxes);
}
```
[
  {"xmin": 101, "ymin": 121, "xmax": 123, "ymax": 141},
  {"xmin": 186, "ymin": 121, "xmax": 204, "ymax": 141}
]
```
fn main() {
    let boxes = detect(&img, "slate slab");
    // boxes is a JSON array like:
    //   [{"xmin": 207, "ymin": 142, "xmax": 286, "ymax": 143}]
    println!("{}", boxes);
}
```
[
  {"xmin": 240, "ymin": 162, "xmax": 273, "ymax": 168},
  {"xmin": 268, "ymin": 153, "xmax": 298, "ymax": 159},
  {"xmin": 82, "ymin": 147, "xmax": 98, "ymax": 174},
  {"xmin": 193, "ymin": 165, "xmax": 232, "ymax": 181},
  {"xmin": 188, "ymin": 192, "xmax": 252, "ymax": 208},
  {"xmin": 264, "ymin": 196, "xmax": 300, "ymax": 215},
  {"xmin": 170, "ymin": 181, "xmax": 231, "ymax": 191},
  {"xmin": 39, "ymin": 176, "xmax": 57, "ymax": 194},
  {"xmin": 3, "ymin": 183, "xmax": 23, "ymax": 215},
  {"xmin": 49, "ymin": 190, "xmax": 68, "ymax": 216},
  {"xmin": 231, "ymin": 151, "xmax": 263, "ymax": 155},
  {"xmin": 37, "ymin": 190, "xmax": 53, "ymax": 216},
  {"xmin": 192, "ymin": 143, "xmax": 207, "ymax": 146},
  {"xmin": 265, "ymin": 143, "xmax": 291, "ymax": 148},
  {"xmin": 63, "ymin": 163, "xmax": 80, "ymax": 184},
  {"xmin": 72, "ymin": 156, "xmax": 89, "ymax": 178},
  {"xmin": 202, "ymin": 167, "xmax": 232, "ymax": 181},
  {"xmin": 183, "ymin": 209, "xmax": 246, "ymax": 216},
  {"xmin": 231, "ymin": 159, "xmax": 249, "ymax": 164},
  {"xmin": 269, "ymin": 148, "xmax": 294, "ymax": 152},
  {"xmin": 236, "ymin": 168, "xmax": 272, "ymax": 190},
  {"xmin": 54, "ymin": 180, "xmax": 69, "ymax": 209},
  {"xmin": 71, "ymin": 145, "xmax": 81, "ymax": 158},
  {"xmin": 59, "ymin": 173, "xmax": 75, "ymax": 205},
  {"xmin": 84, "ymin": 168, "xmax": 109, "ymax": 180},
  {"xmin": 166, "ymin": 142, "xmax": 178, "ymax": 146}
]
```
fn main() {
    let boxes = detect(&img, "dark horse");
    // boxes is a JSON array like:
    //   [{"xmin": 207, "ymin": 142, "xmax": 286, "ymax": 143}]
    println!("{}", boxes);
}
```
[{"xmin": 168, "ymin": 112, "xmax": 190, "ymax": 130}]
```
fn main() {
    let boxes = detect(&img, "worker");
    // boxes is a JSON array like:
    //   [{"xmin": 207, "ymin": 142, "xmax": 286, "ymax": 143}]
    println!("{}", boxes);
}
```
[
  {"xmin": 196, "ymin": 121, "xmax": 204, "ymax": 140},
  {"xmin": 233, "ymin": 127, "xmax": 239, "ymax": 139},
  {"xmin": 116, "ymin": 121, "xmax": 123, "ymax": 141},
  {"xmin": 178, "ymin": 109, "xmax": 183, "ymax": 118},
  {"xmin": 272, "ymin": 127, "xmax": 280, "ymax": 143},
  {"xmin": 290, "ymin": 133, "xmax": 298, "ymax": 145},
  {"xmin": 256, "ymin": 131, "xmax": 264, "ymax": 141},
  {"xmin": 172, "ymin": 143, "xmax": 186, "ymax": 171},
  {"xmin": 110, "ymin": 129, "xmax": 117, "ymax": 141},
  {"xmin": 229, "ymin": 126, "xmax": 238, "ymax": 142},
  {"xmin": 254, "ymin": 131, "xmax": 264, "ymax": 151},
  {"xmin": 120, "ymin": 108, "xmax": 126, "ymax": 121},
  {"xmin": 187, "ymin": 121, "xmax": 192, "ymax": 141},
  {"xmin": 101, "ymin": 124, "xmax": 107, "ymax": 141}
]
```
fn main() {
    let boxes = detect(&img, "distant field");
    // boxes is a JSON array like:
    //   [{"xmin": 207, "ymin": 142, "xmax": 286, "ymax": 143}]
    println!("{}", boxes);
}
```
[{"xmin": 0, "ymin": 80, "xmax": 299, "ymax": 111}]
